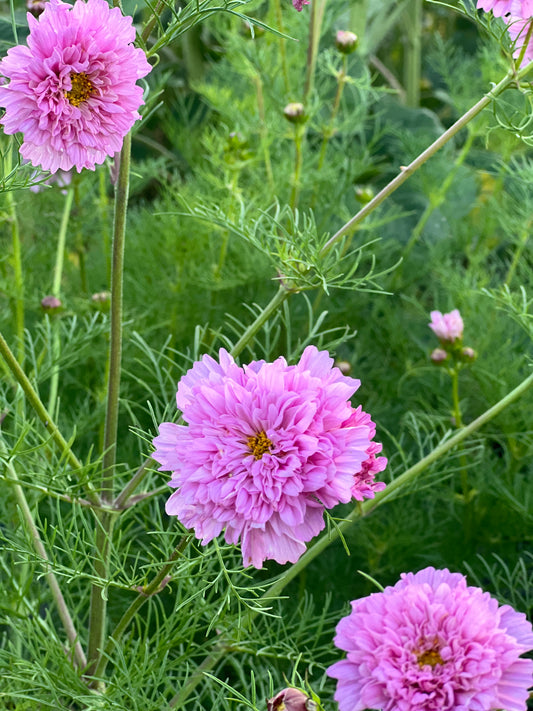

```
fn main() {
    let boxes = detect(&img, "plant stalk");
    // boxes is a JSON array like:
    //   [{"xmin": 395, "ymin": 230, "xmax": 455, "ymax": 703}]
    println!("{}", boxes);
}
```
[
  {"xmin": 320, "ymin": 64, "xmax": 533, "ymax": 255},
  {"xmin": 5, "ymin": 144, "xmax": 24, "ymax": 365},
  {"xmin": 5, "ymin": 459, "xmax": 87, "ymax": 670}
]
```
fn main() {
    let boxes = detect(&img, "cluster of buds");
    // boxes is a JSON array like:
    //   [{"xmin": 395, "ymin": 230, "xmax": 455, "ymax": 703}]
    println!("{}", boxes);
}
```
[{"xmin": 429, "ymin": 309, "xmax": 476, "ymax": 367}]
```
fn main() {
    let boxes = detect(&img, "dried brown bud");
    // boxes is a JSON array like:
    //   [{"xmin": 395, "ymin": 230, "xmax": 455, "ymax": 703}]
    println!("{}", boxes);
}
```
[
  {"xmin": 283, "ymin": 102, "xmax": 307, "ymax": 125},
  {"xmin": 335, "ymin": 30, "xmax": 358, "ymax": 54}
]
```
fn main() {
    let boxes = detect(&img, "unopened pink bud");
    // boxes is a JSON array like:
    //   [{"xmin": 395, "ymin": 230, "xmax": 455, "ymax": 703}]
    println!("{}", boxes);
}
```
[
  {"xmin": 41, "ymin": 295, "xmax": 62, "ymax": 311},
  {"xmin": 335, "ymin": 30, "xmax": 358, "ymax": 54},
  {"xmin": 267, "ymin": 688, "xmax": 312, "ymax": 711},
  {"xmin": 430, "ymin": 348, "xmax": 448, "ymax": 364},
  {"xmin": 283, "ymin": 102, "xmax": 307, "ymax": 124},
  {"xmin": 460, "ymin": 346, "xmax": 476, "ymax": 362}
]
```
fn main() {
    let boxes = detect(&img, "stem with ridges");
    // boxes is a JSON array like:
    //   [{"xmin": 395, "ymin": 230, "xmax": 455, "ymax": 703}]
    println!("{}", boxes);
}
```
[
  {"xmin": 168, "ymin": 369, "xmax": 533, "ymax": 708},
  {"xmin": 87, "ymin": 131, "xmax": 131, "ymax": 677}
]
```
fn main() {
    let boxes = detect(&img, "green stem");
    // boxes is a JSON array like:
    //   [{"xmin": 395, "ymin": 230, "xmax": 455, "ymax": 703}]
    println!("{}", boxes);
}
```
[
  {"xmin": 47, "ymin": 188, "xmax": 75, "ymax": 418},
  {"xmin": 0, "ymin": 330, "xmax": 100, "ymax": 505},
  {"xmin": 87, "ymin": 131, "xmax": 132, "ymax": 678},
  {"xmin": 400, "ymin": 129, "xmax": 475, "ymax": 267},
  {"xmin": 320, "ymin": 64, "xmax": 533, "ymax": 255},
  {"xmin": 252, "ymin": 73, "xmax": 275, "ymax": 193},
  {"xmin": 404, "ymin": 0, "xmax": 422, "ymax": 108},
  {"xmin": 289, "ymin": 126, "xmax": 304, "ymax": 210},
  {"xmin": 303, "ymin": 0, "xmax": 327, "ymax": 104},
  {"xmin": 230, "ymin": 286, "xmax": 291, "ymax": 359},
  {"xmin": 316, "ymin": 55, "xmax": 347, "ymax": 173},
  {"xmin": 273, "ymin": 0, "xmax": 290, "ymax": 95},
  {"xmin": 505, "ymin": 221, "xmax": 530, "ymax": 285},
  {"xmin": 450, "ymin": 368, "xmax": 463, "ymax": 429},
  {"xmin": 4, "ymin": 459, "xmax": 87, "ymax": 670},
  {"xmin": 93, "ymin": 535, "xmax": 191, "ymax": 680},
  {"xmin": 5, "ymin": 144, "xmax": 24, "ymax": 364},
  {"xmin": 168, "ymin": 369, "xmax": 533, "ymax": 708}
]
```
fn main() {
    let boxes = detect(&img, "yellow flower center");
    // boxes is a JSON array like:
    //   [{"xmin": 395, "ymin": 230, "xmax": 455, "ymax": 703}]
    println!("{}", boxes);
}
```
[
  {"xmin": 247, "ymin": 430, "xmax": 273, "ymax": 460},
  {"xmin": 66, "ymin": 72, "xmax": 95, "ymax": 107},
  {"xmin": 416, "ymin": 645, "xmax": 444, "ymax": 668}
]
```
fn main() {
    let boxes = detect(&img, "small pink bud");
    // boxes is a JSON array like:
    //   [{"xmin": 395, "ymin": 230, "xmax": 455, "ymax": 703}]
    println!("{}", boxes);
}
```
[
  {"xmin": 430, "ymin": 348, "xmax": 448, "ymax": 364},
  {"xmin": 429, "ymin": 309, "xmax": 464, "ymax": 343},
  {"xmin": 41, "ymin": 295, "xmax": 62, "ymax": 311},
  {"xmin": 267, "ymin": 688, "xmax": 312, "ymax": 711},
  {"xmin": 335, "ymin": 30, "xmax": 358, "ymax": 54},
  {"xmin": 283, "ymin": 102, "xmax": 307, "ymax": 125},
  {"xmin": 460, "ymin": 346, "xmax": 476, "ymax": 362}
]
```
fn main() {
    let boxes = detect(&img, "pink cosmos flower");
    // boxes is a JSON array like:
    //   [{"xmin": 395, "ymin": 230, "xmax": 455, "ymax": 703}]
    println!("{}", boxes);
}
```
[
  {"xmin": 477, "ymin": 0, "xmax": 533, "ymax": 17},
  {"xmin": 0, "ymin": 0, "xmax": 151, "ymax": 173},
  {"xmin": 152, "ymin": 346, "xmax": 386, "ymax": 569},
  {"xmin": 429, "ymin": 309, "xmax": 464, "ymax": 343},
  {"xmin": 327, "ymin": 567, "xmax": 533, "ymax": 711}
]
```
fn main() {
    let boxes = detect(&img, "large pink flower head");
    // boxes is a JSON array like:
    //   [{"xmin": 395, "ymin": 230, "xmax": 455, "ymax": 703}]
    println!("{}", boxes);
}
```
[
  {"xmin": 152, "ymin": 346, "xmax": 386, "ymax": 569},
  {"xmin": 0, "ymin": 0, "xmax": 151, "ymax": 173},
  {"xmin": 429, "ymin": 309, "xmax": 464, "ymax": 344},
  {"xmin": 477, "ymin": 0, "xmax": 533, "ymax": 18},
  {"xmin": 327, "ymin": 567, "xmax": 533, "ymax": 711}
]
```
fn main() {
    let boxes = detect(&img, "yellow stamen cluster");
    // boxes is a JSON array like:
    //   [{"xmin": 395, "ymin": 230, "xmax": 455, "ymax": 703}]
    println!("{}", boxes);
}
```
[
  {"xmin": 416, "ymin": 646, "xmax": 444, "ymax": 669},
  {"xmin": 247, "ymin": 430, "xmax": 273, "ymax": 460},
  {"xmin": 66, "ymin": 72, "xmax": 95, "ymax": 107}
]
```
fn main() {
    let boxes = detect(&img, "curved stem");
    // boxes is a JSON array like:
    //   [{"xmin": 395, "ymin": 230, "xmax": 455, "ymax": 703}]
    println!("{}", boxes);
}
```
[
  {"xmin": 320, "ymin": 63, "xmax": 533, "ymax": 255},
  {"xmin": 168, "ymin": 369, "xmax": 533, "ymax": 708},
  {"xmin": 230, "ymin": 286, "xmax": 291, "ymax": 359},
  {"xmin": 93, "ymin": 535, "xmax": 191, "ymax": 680},
  {"xmin": 4, "ymin": 458, "xmax": 87, "ymax": 670}
]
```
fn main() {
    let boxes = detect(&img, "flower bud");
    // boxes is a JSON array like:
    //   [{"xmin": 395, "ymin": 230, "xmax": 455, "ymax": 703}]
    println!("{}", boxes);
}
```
[
  {"xmin": 41, "ymin": 295, "xmax": 62, "ymax": 312},
  {"xmin": 335, "ymin": 360, "xmax": 352, "ymax": 375},
  {"xmin": 27, "ymin": 0, "xmax": 47, "ymax": 16},
  {"xmin": 283, "ymin": 102, "xmax": 307, "ymax": 125},
  {"xmin": 335, "ymin": 30, "xmax": 358, "ymax": 54},
  {"xmin": 267, "ymin": 688, "xmax": 312, "ymax": 711},
  {"xmin": 354, "ymin": 185, "xmax": 375, "ymax": 204},
  {"xmin": 91, "ymin": 291, "xmax": 111, "ymax": 311},
  {"xmin": 429, "ymin": 309, "xmax": 463, "ymax": 344},
  {"xmin": 459, "ymin": 346, "xmax": 476, "ymax": 363},
  {"xmin": 430, "ymin": 348, "xmax": 448, "ymax": 364}
]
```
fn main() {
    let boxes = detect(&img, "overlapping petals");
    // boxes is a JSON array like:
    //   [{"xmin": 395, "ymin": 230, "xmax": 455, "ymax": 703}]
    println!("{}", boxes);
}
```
[
  {"xmin": 0, "ymin": 0, "xmax": 151, "ymax": 172},
  {"xmin": 327, "ymin": 567, "xmax": 533, "ymax": 711},
  {"xmin": 153, "ymin": 346, "xmax": 386, "ymax": 568}
]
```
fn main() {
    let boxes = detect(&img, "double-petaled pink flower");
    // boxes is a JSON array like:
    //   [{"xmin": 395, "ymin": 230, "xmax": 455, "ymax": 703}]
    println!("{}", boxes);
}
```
[
  {"xmin": 152, "ymin": 346, "xmax": 386, "ymax": 569},
  {"xmin": 0, "ymin": 0, "xmax": 151, "ymax": 173},
  {"xmin": 477, "ymin": 0, "xmax": 533, "ymax": 18},
  {"xmin": 327, "ymin": 566, "xmax": 533, "ymax": 711}
]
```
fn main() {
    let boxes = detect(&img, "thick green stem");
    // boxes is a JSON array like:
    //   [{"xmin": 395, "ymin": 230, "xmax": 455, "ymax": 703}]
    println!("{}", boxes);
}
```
[
  {"xmin": 4, "ymin": 459, "xmax": 87, "ymax": 670},
  {"xmin": 87, "ymin": 131, "xmax": 132, "ymax": 678},
  {"xmin": 93, "ymin": 535, "xmax": 191, "ymax": 680},
  {"xmin": 168, "ymin": 369, "xmax": 533, "ymax": 708},
  {"xmin": 450, "ymin": 368, "xmax": 463, "ymax": 429},
  {"xmin": 320, "ymin": 65, "xmax": 533, "ymax": 255},
  {"xmin": 0, "ymin": 330, "xmax": 100, "ymax": 505},
  {"xmin": 404, "ymin": 0, "xmax": 422, "ymax": 108},
  {"xmin": 47, "ymin": 188, "xmax": 75, "ymax": 418}
]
